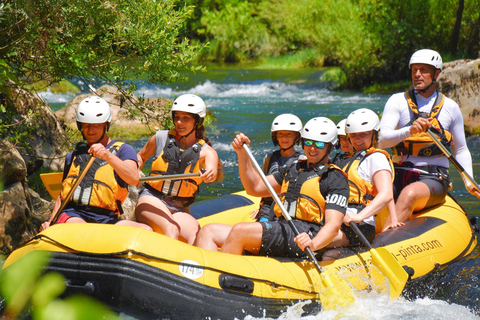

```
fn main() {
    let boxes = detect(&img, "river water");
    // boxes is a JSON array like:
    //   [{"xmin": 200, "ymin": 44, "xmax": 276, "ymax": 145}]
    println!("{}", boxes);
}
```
[{"xmin": 39, "ymin": 68, "xmax": 480, "ymax": 319}]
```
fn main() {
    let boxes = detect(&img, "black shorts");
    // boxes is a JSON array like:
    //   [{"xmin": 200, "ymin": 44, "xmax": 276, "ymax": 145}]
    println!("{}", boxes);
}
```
[
  {"xmin": 60, "ymin": 208, "xmax": 119, "ymax": 224},
  {"xmin": 257, "ymin": 219, "xmax": 324, "ymax": 259},
  {"xmin": 341, "ymin": 222, "xmax": 375, "ymax": 247},
  {"xmin": 393, "ymin": 164, "xmax": 450, "ymax": 209}
]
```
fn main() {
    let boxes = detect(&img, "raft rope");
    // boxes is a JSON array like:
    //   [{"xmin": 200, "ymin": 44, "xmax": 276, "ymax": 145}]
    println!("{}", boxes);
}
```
[{"xmin": 26, "ymin": 234, "xmax": 320, "ymax": 296}]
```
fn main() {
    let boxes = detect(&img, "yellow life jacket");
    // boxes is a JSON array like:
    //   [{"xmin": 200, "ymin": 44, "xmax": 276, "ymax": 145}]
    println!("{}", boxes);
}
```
[
  {"xmin": 273, "ymin": 161, "xmax": 347, "ymax": 224},
  {"xmin": 393, "ymin": 90, "xmax": 453, "ymax": 157},
  {"xmin": 146, "ymin": 129, "xmax": 205, "ymax": 203},
  {"xmin": 342, "ymin": 148, "xmax": 394, "ymax": 208},
  {"xmin": 60, "ymin": 141, "xmax": 128, "ymax": 215}
]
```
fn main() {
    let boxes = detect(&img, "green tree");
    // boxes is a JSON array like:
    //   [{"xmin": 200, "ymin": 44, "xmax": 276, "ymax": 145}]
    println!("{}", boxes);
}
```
[
  {"xmin": 0, "ymin": 0, "xmax": 205, "ymax": 114},
  {"xmin": 451, "ymin": 0, "xmax": 465, "ymax": 55}
]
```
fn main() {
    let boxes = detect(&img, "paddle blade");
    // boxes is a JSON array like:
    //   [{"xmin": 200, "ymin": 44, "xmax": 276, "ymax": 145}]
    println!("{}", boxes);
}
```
[
  {"xmin": 319, "ymin": 270, "xmax": 355, "ymax": 310},
  {"xmin": 40, "ymin": 172, "xmax": 63, "ymax": 199},
  {"xmin": 370, "ymin": 247, "xmax": 408, "ymax": 299}
]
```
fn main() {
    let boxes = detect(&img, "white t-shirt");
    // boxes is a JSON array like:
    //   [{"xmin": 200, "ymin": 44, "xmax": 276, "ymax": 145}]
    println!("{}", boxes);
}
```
[
  {"xmin": 347, "ymin": 152, "xmax": 392, "ymax": 226},
  {"xmin": 379, "ymin": 91, "xmax": 473, "ymax": 186}
]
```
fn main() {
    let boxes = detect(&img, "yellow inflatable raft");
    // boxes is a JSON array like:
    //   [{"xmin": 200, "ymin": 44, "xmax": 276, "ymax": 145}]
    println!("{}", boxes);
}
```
[{"xmin": 3, "ymin": 191, "xmax": 477, "ymax": 319}]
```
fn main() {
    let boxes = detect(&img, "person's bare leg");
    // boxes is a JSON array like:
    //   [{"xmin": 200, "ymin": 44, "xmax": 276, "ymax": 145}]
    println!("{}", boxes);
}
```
[
  {"xmin": 65, "ymin": 217, "xmax": 86, "ymax": 223},
  {"xmin": 393, "ymin": 181, "xmax": 430, "ymax": 223},
  {"xmin": 172, "ymin": 212, "xmax": 201, "ymax": 245},
  {"xmin": 135, "ymin": 195, "xmax": 180, "ymax": 239},
  {"xmin": 195, "ymin": 223, "xmax": 234, "ymax": 251},
  {"xmin": 115, "ymin": 219, "xmax": 153, "ymax": 231},
  {"xmin": 220, "ymin": 222, "xmax": 263, "ymax": 255}
]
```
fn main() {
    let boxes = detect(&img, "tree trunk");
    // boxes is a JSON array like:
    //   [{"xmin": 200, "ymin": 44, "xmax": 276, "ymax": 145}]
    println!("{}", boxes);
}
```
[
  {"xmin": 467, "ymin": 13, "xmax": 480, "ymax": 57},
  {"xmin": 450, "ymin": 0, "xmax": 465, "ymax": 55}
]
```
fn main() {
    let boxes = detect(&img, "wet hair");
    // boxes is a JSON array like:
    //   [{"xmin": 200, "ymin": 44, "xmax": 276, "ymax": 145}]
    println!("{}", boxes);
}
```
[{"xmin": 195, "ymin": 124, "xmax": 211, "ymax": 146}]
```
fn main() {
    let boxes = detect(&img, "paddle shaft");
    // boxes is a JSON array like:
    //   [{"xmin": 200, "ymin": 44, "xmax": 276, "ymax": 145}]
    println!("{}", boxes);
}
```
[
  {"xmin": 426, "ymin": 128, "xmax": 480, "ymax": 192},
  {"xmin": 52, "ymin": 155, "xmax": 95, "ymax": 224},
  {"xmin": 242, "ymin": 143, "xmax": 323, "ymax": 273},
  {"xmin": 349, "ymin": 222, "xmax": 373, "ymax": 249},
  {"xmin": 139, "ymin": 172, "xmax": 200, "ymax": 182}
]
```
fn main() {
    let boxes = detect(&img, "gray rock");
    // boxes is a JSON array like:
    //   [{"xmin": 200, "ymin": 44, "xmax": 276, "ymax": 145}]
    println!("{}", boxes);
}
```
[
  {"xmin": 58, "ymin": 84, "xmax": 172, "ymax": 132},
  {"xmin": 437, "ymin": 59, "xmax": 480, "ymax": 134},
  {"xmin": 0, "ymin": 140, "xmax": 27, "ymax": 186}
]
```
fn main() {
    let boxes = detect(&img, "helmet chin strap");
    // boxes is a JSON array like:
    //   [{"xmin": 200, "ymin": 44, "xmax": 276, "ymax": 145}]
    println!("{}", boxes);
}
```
[
  {"xmin": 81, "ymin": 124, "xmax": 108, "ymax": 145},
  {"xmin": 279, "ymin": 133, "xmax": 300, "ymax": 152},
  {"xmin": 415, "ymin": 79, "xmax": 436, "ymax": 94},
  {"xmin": 95, "ymin": 130, "xmax": 107, "ymax": 144},
  {"xmin": 177, "ymin": 121, "xmax": 198, "ymax": 142},
  {"xmin": 310, "ymin": 144, "xmax": 331, "ymax": 167},
  {"xmin": 415, "ymin": 69, "xmax": 438, "ymax": 94},
  {"xmin": 280, "ymin": 143, "xmax": 295, "ymax": 152}
]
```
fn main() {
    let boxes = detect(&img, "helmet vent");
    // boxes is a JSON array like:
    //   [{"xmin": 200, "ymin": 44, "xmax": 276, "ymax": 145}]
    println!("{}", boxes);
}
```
[
  {"xmin": 361, "ymin": 121, "xmax": 368, "ymax": 125},
  {"xmin": 96, "ymin": 113, "xmax": 103, "ymax": 117},
  {"xmin": 188, "ymin": 103, "xmax": 195, "ymax": 106}
]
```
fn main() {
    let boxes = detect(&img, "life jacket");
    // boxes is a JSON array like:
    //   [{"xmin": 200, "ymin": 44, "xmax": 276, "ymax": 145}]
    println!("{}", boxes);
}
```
[
  {"xmin": 341, "ymin": 148, "xmax": 394, "ymax": 208},
  {"xmin": 273, "ymin": 160, "xmax": 346, "ymax": 224},
  {"xmin": 146, "ymin": 129, "xmax": 205, "ymax": 203},
  {"xmin": 258, "ymin": 150, "xmax": 300, "ymax": 221},
  {"xmin": 392, "ymin": 90, "xmax": 453, "ymax": 158},
  {"xmin": 261, "ymin": 150, "xmax": 300, "ymax": 175},
  {"xmin": 331, "ymin": 151, "xmax": 353, "ymax": 169},
  {"xmin": 60, "ymin": 141, "xmax": 128, "ymax": 215}
]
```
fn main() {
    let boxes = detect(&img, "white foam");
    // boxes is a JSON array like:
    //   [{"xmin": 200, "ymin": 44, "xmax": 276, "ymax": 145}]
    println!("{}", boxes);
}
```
[{"xmin": 244, "ymin": 295, "xmax": 480, "ymax": 320}]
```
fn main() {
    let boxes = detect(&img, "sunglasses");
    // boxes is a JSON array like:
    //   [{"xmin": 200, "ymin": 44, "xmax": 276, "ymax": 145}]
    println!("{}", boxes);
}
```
[{"xmin": 303, "ymin": 139, "xmax": 326, "ymax": 149}]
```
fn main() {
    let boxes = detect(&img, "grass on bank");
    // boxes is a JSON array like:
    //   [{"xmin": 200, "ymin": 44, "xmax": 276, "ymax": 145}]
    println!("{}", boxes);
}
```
[{"xmin": 254, "ymin": 49, "xmax": 326, "ymax": 69}]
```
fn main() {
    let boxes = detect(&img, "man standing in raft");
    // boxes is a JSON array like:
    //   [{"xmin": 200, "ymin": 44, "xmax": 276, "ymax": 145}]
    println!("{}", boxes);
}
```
[
  {"xmin": 216, "ymin": 118, "xmax": 349, "ymax": 258},
  {"xmin": 40, "ymin": 96, "xmax": 151, "ymax": 230},
  {"xmin": 379, "ymin": 49, "xmax": 480, "ymax": 223}
]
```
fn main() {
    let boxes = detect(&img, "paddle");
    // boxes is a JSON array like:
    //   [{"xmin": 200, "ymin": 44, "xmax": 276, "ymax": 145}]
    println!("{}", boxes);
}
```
[
  {"xmin": 242, "ymin": 143, "xmax": 354, "ymax": 309},
  {"xmin": 349, "ymin": 222, "xmax": 408, "ymax": 298},
  {"xmin": 427, "ymin": 128, "xmax": 480, "ymax": 192},
  {"xmin": 51, "ymin": 155, "xmax": 95, "ymax": 225},
  {"xmin": 139, "ymin": 172, "xmax": 200, "ymax": 182}
]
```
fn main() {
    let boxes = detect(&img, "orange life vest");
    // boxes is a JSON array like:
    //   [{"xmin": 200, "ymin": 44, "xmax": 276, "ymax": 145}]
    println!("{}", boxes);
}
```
[
  {"xmin": 393, "ymin": 90, "xmax": 453, "ymax": 158},
  {"xmin": 341, "ymin": 148, "xmax": 394, "ymax": 208},
  {"xmin": 273, "ymin": 161, "xmax": 347, "ymax": 224},
  {"xmin": 60, "ymin": 141, "xmax": 128, "ymax": 215},
  {"xmin": 146, "ymin": 129, "xmax": 205, "ymax": 202}
]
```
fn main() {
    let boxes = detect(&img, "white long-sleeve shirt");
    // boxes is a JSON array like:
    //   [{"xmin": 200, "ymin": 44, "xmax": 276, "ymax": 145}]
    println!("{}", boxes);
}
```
[{"xmin": 379, "ymin": 91, "xmax": 474, "ymax": 187}]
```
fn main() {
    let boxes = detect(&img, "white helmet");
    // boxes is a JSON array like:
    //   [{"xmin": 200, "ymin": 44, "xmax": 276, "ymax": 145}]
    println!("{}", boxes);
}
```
[
  {"xmin": 271, "ymin": 113, "xmax": 302, "ymax": 146},
  {"xmin": 345, "ymin": 108, "xmax": 380, "ymax": 134},
  {"xmin": 301, "ymin": 117, "xmax": 337, "ymax": 145},
  {"xmin": 336, "ymin": 119, "xmax": 347, "ymax": 136},
  {"xmin": 271, "ymin": 114, "xmax": 303, "ymax": 132},
  {"xmin": 171, "ymin": 94, "xmax": 207, "ymax": 118},
  {"xmin": 409, "ymin": 49, "xmax": 443, "ymax": 70},
  {"xmin": 76, "ymin": 96, "xmax": 112, "ymax": 130}
]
